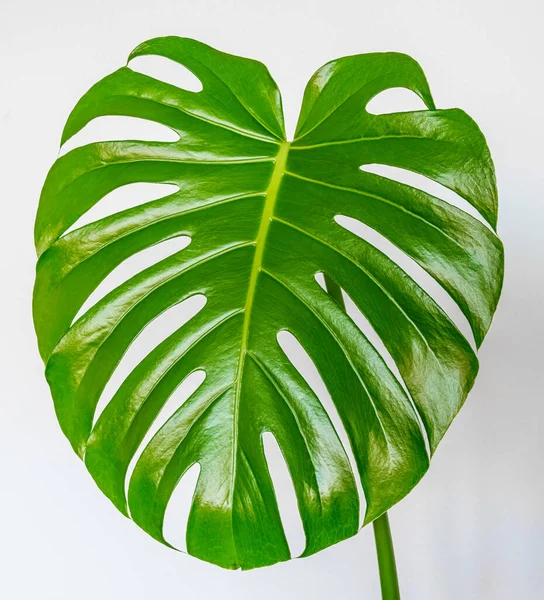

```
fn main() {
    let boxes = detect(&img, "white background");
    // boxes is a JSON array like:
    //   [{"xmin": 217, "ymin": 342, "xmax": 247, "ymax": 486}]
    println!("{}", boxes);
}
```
[{"xmin": 1, "ymin": 0, "xmax": 543, "ymax": 598}]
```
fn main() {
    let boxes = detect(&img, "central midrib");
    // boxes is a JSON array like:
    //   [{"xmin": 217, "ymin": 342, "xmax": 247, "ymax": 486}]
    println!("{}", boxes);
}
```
[
  {"xmin": 238, "ymin": 140, "xmax": 291, "ymax": 356},
  {"xmin": 229, "ymin": 139, "xmax": 290, "ymax": 526}
]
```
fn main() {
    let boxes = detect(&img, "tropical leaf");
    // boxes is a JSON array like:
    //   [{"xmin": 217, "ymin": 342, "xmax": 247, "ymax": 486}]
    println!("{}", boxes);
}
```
[{"xmin": 34, "ymin": 37, "xmax": 503, "ymax": 569}]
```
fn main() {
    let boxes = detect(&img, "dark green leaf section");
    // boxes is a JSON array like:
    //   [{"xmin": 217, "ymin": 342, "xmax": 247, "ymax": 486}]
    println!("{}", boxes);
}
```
[{"xmin": 34, "ymin": 37, "xmax": 503, "ymax": 569}]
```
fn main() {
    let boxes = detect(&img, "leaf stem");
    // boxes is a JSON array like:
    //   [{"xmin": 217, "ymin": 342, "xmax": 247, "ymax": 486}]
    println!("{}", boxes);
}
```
[
  {"xmin": 323, "ymin": 274, "xmax": 401, "ymax": 600},
  {"xmin": 373, "ymin": 513, "xmax": 401, "ymax": 600}
]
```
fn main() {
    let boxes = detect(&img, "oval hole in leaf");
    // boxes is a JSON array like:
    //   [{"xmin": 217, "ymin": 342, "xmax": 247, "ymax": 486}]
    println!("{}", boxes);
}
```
[
  {"xmin": 314, "ymin": 271, "xmax": 327, "ymax": 292},
  {"xmin": 277, "ymin": 330, "xmax": 365, "ymax": 527},
  {"xmin": 334, "ymin": 214, "xmax": 476, "ymax": 350},
  {"xmin": 163, "ymin": 462, "xmax": 201, "ymax": 553},
  {"xmin": 124, "ymin": 369, "xmax": 207, "ymax": 507},
  {"xmin": 366, "ymin": 87, "xmax": 428, "ymax": 115},
  {"xmin": 74, "ymin": 234, "xmax": 192, "ymax": 324},
  {"xmin": 262, "ymin": 432, "xmax": 306, "ymax": 558},
  {"xmin": 129, "ymin": 54, "xmax": 203, "ymax": 92},
  {"xmin": 360, "ymin": 163, "xmax": 492, "ymax": 230},
  {"xmin": 63, "ymin": 182, "xmax": 179, "ymax": 235},
  {"xmin": 92, "ymin": 294, "xmax": 207, "ymax": 425},
  {"xmin": 313, "ymin": 272, "xmax": 406, "ymax": 392},
  {"xmin": 60, "ymin": 115, "xmax": 179, "ymax": 156},
  {"xmin": 340, "ymin": 281, "xmax": 429, "ymax": 456},
  {"xmin": 315, "ymin": 271, "xmax": 430, "ymax": 455}
]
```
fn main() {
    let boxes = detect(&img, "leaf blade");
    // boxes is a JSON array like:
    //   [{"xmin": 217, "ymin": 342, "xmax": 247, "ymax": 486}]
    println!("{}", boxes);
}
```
[{"xmin": 34, "ymin": 38, "xmax": 503, "ymax": 569}]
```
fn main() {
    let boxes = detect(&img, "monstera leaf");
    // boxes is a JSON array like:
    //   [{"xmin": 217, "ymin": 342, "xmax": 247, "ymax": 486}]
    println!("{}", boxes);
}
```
[{"xmin": 34, "ymin": 37, "xmax": 503, "ymax": 570}]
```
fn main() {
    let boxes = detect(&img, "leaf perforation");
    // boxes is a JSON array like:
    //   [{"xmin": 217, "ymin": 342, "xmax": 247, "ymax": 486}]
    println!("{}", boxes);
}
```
[
  {"xmin": 261, "ymin": 268, "xmax": 391, "ymax": 447},
  {"xmin": 271, "ymin": 215, "xmax": 456, "ymax": 376},
  {"xmin": 285, "ymin": 169, "xmax": 492, "ymax": 242},
  {"xmin": 164, "ymin": 48, "xmax": 284, "ymax": 140},
  {"xmin": 61, "ymin": 241, "xmax": 254, "ymax": 397},
  {"xmin": 54, "ymin": 191, "xmax": 265, "ymax": 300},
  {"xmin": 247, "ymin": 350, "xmax": 325, "ymax": 515},
  {"xmin": 91, "ymin": 308, "xmax": 243, "ymax": 453},
  {"xmin": 295, "ymin": 67, "xmax": 433, "ymax": 142},
  {"xmin": 106, "ymin": 84, "xmax": 282, "ymax": 145}
]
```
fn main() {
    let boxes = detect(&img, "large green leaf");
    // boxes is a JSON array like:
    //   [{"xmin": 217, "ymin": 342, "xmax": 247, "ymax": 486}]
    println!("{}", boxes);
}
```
[{"xmin": 34, "ymin": 37, "xmax": 503, "ymax": 570}]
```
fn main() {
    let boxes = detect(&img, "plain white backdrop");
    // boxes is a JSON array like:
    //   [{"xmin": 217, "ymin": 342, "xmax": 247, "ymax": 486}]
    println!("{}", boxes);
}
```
[{"xmin": 1, "ymin": 0, "xmax": 543, "ymax": 598}]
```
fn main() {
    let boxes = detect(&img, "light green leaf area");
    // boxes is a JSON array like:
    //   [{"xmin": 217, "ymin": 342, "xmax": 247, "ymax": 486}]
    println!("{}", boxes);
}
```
[{"xmin": 34, "ymin": 37, "xmax": 503, "ymax": 569}]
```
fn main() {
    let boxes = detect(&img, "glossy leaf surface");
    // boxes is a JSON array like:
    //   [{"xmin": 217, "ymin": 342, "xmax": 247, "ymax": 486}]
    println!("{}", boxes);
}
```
[{"xmin": 34, "ymin": 37, "xmax": 503, "ymax": 569}]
